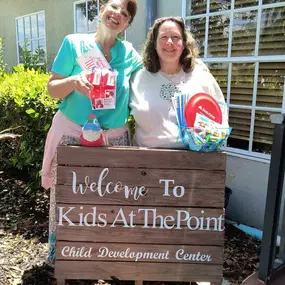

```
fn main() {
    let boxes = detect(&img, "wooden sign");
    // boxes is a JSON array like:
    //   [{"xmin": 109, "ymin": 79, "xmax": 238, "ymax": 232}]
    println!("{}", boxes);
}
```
[{"xmin": 54, "ymin": 146, "xmax": 226, "ymax": 285}]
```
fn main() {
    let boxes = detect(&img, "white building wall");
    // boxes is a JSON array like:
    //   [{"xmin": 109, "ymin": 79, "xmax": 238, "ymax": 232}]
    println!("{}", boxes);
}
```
[
  {"xmin": 226, "ymin": 156, "xmax": 269, "ymax": 229},
  {"xmin": 226, "ymin": 155, "xmax": 285, "ymax": 231}
]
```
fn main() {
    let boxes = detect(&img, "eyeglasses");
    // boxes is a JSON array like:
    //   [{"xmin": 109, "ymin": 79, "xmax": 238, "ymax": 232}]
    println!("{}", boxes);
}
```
[{"xmin": 107, "ymin": 3, "xmax": 131, "ymax": 21}]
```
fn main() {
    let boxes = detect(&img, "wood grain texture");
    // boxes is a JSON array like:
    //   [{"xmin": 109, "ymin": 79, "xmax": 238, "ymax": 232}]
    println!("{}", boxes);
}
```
[
  {"xmin": 56, "ymin": 166, "xmax": 226, "ymax": 189},
  {"xmin": 56, "ymin": 226, "xmax": 224, "ymax": 246},
  {"xmin": 56, "ymin": 204, "xmax": 224, "ymax": 226},
  {"xmin": 55, "ymin": 146, "xmax": 226, "ymax": 283},
  {"xmin": 56, "ymin": 242, "xmax": 223, "ymax": 264},
  {"xmin": 54, "ymin": 261, "xmax": 223, "ymax": 282},
  {"xmin": 57, "ymin": 146, "xmax": 226, "ymax": 170},
  {"xmin": 55, "ymin": 185, "xmax": 225, "ymax": 208}
]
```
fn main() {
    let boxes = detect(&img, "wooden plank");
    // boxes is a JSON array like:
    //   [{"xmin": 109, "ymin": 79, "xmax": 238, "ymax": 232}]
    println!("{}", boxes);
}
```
[
  {"xmin": 56, "ymin": 166, "xmax": 226, "ymax": 189},
  {"xmin": 54, "ymin": 147, "xmax": 226, "ymax": 284},
  {"xmin": 57, "ymin": 146, "xmax": 226, "ymax": 170},
  {"xmin": 56, "ymin": 204, "xmax": 224, "ymax": 227},
  {"xmin": 56, "ymin": 185, "xmax": 225, "ymax": 208},
  {"xmin": 56, "ymin": 226, "xmax": 224, "ymax": 246},
  {"xmin": 54, "ymin": 261, "xmax": 223, "ymax": 282},
  {"xmin": 56, "ymin": 242, "xmax": 223, "ymax": 264}
]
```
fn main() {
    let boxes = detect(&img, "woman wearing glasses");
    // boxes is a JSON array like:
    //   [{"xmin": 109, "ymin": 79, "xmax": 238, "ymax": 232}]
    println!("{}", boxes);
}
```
[
  {"xmin": 43, "ymin": 0, "xmax": 142, "ymax": 265},
  {"xmin": 130, "ymin": 17, "xmax": 227, "ymax": 148}
]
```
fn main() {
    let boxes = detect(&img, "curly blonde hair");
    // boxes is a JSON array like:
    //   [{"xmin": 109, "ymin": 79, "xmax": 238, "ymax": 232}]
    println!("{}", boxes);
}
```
[{"xmin": 142, "ymin": 17, "xmax": 199, "ymax": 73}]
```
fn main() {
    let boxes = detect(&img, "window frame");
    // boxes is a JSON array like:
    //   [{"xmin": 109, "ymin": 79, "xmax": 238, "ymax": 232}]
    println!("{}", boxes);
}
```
[
  {"xmin": 73, "ymin": 0, "xmax": 127, "ymax": 39},
  {"xmin": 181, "ymin": 0, "xmax": 285, "ymax": 162},
  {"xmin": 73, "ymin": 0, "xmax": 100, "ymax": 34},
  {"xmin": 15, "ymin": 10, "xmax": 47, "ymax": 66}
]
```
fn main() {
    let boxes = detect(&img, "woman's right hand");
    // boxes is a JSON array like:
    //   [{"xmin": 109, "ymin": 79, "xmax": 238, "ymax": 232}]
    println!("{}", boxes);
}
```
[
  {"xmin": 48, "ymin": 71, "xmax": 94, "ymax": 99},
  {"xmin": 71, "ymin": 72, "xmax": 94, "ymax": 97}
]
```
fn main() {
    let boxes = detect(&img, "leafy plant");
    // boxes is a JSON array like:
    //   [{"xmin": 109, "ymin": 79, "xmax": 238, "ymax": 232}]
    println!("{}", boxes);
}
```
[
  {"xmin": 21, "ymin": 39, "xmax": 47, "ymax": 71},
  {"xmin": 0, "ymin": 37, "xmax": 7, "ymax": 76},
  {"xmin": 0, "ymin": 65, "xmax": 58, "ymax": 193}
]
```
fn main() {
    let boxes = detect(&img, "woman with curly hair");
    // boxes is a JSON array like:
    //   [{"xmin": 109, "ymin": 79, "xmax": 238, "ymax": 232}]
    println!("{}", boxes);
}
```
[{"xmin": 130, "ymin": 17, "xmax": 227, "ymax": 148}]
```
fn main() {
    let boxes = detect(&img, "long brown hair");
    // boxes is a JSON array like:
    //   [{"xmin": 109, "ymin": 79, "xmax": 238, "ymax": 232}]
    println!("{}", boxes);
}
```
[
  {"xmin": 104, "ymin": 0, "xmax": 138, "ymax": 24},
  {"xmin": 142, "ymin": 17, "xmax": 199, "ymax": 73}
]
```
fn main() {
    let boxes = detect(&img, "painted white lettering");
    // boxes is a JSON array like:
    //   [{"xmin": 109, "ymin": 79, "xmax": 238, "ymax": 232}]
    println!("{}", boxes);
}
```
[
  {"xmin": 128, "ymin": 211, "xmax": 137, "ymax": 228},
  {"xmin": 89, "ymin": 182, "xmax": 97, "ymax": 192},
  {"xmin": 84, "ymin": 247, "xmax": 92, "ymax": 258},
  {"xmin": 61, "ymin": 246, "xmax": 92, "ymax": 258},
  {"xmin": 58, "ymin": 207, "xmax": 76, "ymax": 226},
  {"xmin": 114, "ymin": 181, "xmax": 123, "ymax": 193},
  {"xmin": 72, "ymin": 171, "xmax": 87, "ymax": 194},
  {"xmin": 71, "ymin": 169, "xmax": 149, "ymax": 201},
  {"xmin": 206, "ymin": 217, "xmax": 218, "ymax": 231},
  {"xmin": 175, "ymin": 249, "xmax": 212, "ymax": 262},
  {"xmin": 83, "ymin": 207, "xmax": 97, "ymax": 227},
  {"xmin": 98, "ymin": 247, "xmax": 108, "ymax": 257},
  {"xmin": 176, "ymin": 249, "xmax": 184, "ymax": 260},
  {"xmin": 98, "ymin": 213, "xmax": 107, "ymax": 227},
  {"xmin": 138, "ymin": 209, "xmax": 153, "ymax": 228},
  {"xmin": 105, "ymin": 181, "xmax": 114, "ymax": 194},
  {"xmin": 160, "ymin": 179, "xmax": 175, "ymax": 197},
  {"xmin": 173, "ymin": 185, "xmax": 185, "ymax": 198},
  {"xmin": 61, "ymin": 246, "xmax": 70, "ymax": 257},
  {"xmin": 176, "ymin": 210, "xmax": 190, "ymax": 229},
  {"xmin": 218, "ymin": 215, "xmax": 224, "ymax": 231},
  {"xmin": 97, "ymin": 168, "xmax": 110, "ymax": 196},
  {"xmin": 187, "ymin": 216, "xmax": 200, "ymax": 230},
  {"xmin": 163, "ymin": 215, "xmax": 175, "ymax": 229},
  {"xmin": 111, "ymin": 208, "xmax": 130, "ymax": 228}
]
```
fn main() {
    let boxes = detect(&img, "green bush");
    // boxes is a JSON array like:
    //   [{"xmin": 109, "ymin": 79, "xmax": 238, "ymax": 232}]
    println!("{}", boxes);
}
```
[
  {"xmin": 21, "ymin": 39, "xmax": 47, "ymax": 71},
  {"xmin": 0, "ymin": 38, "xmax": 7, "ymax": 77},
  {"xmin": 0, "ymin": 65, "xmax": 58, "ymax": 193}
]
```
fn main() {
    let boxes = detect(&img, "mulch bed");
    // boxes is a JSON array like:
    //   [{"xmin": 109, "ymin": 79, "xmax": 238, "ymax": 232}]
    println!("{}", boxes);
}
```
[{"xmin": 0, "ymin": 172, "xmax": 261, "ymax": 285}]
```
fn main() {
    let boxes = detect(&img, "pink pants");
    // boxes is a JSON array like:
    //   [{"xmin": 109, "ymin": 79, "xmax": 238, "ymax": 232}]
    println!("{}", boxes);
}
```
[{"xmin": 41, "ymin": 110, "xmax": 129, "ymax": 189}]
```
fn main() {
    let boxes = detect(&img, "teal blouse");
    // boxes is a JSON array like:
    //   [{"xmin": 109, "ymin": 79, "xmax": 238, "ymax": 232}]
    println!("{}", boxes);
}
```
[{"xmin": 51, "ymin": 34, "xmax": 142, "ymax": 128}]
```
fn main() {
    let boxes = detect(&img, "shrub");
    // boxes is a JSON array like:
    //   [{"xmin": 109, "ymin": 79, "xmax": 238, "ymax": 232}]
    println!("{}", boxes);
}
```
[
  {"xmin": 0, "ymin": 37, "xmax": 7, "ymax": 77},
  {"xmin": 21, "ymin": 39, "xmax": 47, "ymax": 71},
  {"xmin": 0, "ymin": 65, "xmax": 58, "ymax": 193}
]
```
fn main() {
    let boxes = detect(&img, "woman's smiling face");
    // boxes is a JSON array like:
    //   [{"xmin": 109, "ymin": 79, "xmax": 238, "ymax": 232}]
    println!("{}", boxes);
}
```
[
  {"xmin": 156, "ymin": 20, "xmax": 185, "ymax": 67},
  {"xmin": 100, "ymin": 0, "xmax": 130, "ymax": 33}
]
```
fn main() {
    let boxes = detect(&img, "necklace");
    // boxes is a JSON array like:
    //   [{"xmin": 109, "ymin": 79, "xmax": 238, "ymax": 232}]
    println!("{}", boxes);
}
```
[{"xmin": 93, "ymin": 33, "xmax": 110, "ymax": 59}]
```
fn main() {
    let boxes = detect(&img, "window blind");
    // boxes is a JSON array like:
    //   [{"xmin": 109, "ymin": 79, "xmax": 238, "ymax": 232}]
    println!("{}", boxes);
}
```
[{"xmin": 186, "ymin": 3, "xmax": 285, "ymax": 154}]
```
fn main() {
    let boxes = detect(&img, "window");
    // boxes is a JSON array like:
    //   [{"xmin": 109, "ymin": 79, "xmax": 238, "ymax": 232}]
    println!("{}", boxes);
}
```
[
  {"xmin": 182, "ymin": 0, "xmax": 285, "ymax": 160},
  {"xmin": 74, "ymin": 0, "xmax": 126, "ymax": 39},
  {"xmin": 74, "ymin": 0, "xmax": 106, "ymax": 33},
  {"xmin": 16, "ymin": 11, "xmax": 46, "ymax": 65}
]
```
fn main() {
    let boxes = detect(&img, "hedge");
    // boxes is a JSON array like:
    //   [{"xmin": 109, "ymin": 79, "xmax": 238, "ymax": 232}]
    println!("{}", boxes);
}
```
[{"xmin": 0, "ymin": 65, "xmax": 58, "ymax": 193}]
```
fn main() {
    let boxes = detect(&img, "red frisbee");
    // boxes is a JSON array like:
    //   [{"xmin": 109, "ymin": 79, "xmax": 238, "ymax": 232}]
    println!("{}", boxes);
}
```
[{"xmin": 184, "ymin": 93, "xmax": 223, "ymax": 127}]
